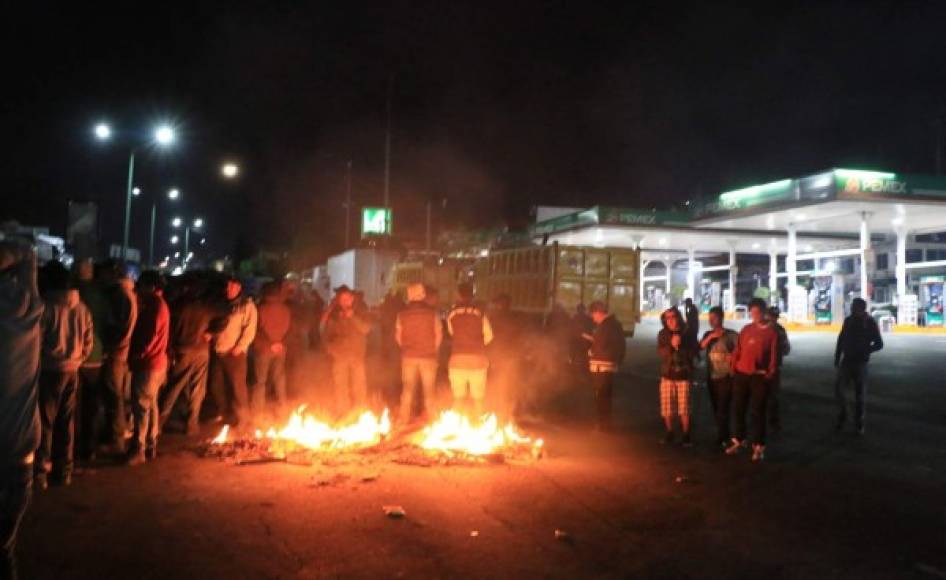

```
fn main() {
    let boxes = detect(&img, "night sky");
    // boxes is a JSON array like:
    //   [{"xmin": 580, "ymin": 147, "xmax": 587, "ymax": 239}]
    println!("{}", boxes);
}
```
[{"xmin": 4, "ymin": 1, "xmax": 946, "ymax": 266}]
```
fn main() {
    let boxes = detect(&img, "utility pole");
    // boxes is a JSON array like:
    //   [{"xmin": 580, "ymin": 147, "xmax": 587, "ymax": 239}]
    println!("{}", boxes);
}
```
[{"xmin": 345, "ymin": 159, "xmax": 353, "ymax": 248}]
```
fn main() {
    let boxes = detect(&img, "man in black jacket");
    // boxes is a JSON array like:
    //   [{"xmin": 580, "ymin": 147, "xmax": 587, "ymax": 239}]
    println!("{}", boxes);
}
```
[
  {"xmin": 834, "ymin": 298, "xmax": 883, "ymax": 434},
  {"xmin": 657, "ymin": 308, "xmax": 697, "ymax": 445},
  {"xmin": 588, "ymin": 301, "xmax": 625, "ymax": 431}
]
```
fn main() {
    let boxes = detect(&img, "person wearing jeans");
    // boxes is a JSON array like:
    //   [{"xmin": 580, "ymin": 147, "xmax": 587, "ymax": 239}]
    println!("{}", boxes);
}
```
[
  {"xmin": 211, "ymin": 277, "xmax": 258, "ymax": 426},
  {"xmin": 126, "ymin": 271, "xmax": 170, "ymax": 466},
  {"xmin": 834, "ymin": 297, "xmax": 883, "ymax": 434},
  {"xmin": 728, "ymin": 298, "xmax": 779, "ymax": 462},
  {"xmin": 701, "ymin": 306, "xmax": 739, "ymax": 448},
  {"xmin": 396, "ymin": 283, "xmax": 442, "ymax": 425},
  {"xmin": 99, "ymin": 260, "xmax": 137, "ymax": 455}
]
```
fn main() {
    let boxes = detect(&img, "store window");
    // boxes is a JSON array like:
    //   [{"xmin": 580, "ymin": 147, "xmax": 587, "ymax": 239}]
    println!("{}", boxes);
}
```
[
  {"xmin": 875, "ymin": 253, "xmax": 888, "ymax": 271},
  {"xmin": 906, "ymin": 249, "xmax": 924, "ymax": 263},
  {"xmin": 926, "ymin": 248, "xmax": 946, "ymax": 261}
]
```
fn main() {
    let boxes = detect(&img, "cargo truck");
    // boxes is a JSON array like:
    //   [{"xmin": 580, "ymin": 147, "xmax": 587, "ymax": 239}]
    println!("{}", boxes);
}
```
[{"xmin": 474, "ymin": 243, "xmax": 641, "ymax": 335}]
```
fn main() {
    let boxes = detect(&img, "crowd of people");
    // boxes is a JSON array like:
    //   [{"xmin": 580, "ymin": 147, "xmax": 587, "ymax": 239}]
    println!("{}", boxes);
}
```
[{"xmin": 0, "ymin": 239, "xmax": 886, "ymax": 580}]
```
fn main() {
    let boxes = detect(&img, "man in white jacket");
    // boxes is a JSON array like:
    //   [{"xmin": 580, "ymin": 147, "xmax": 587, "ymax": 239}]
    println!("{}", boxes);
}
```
[{"xmin": 210, "ymin": 277, "xmax": 257, "ymax": 427}]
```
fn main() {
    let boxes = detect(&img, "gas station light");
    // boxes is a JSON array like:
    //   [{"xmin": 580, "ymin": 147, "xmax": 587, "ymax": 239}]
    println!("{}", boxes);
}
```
[
  {"xmin": 719, "ymin": 179, "xmax": 792, "ymax": 203},
  {"xmin": 834, "ymin": 168, "xmax": 896, "ymax": 180}
]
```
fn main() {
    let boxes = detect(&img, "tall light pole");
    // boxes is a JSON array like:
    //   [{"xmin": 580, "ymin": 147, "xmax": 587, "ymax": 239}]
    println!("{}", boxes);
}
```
[
  {"xmin": 147, "ymin": 188, "xmax": 180, "ymax": 267},
  {"xmin": 94, "ymin": 122, "xmax": 176, "ymax": 262},
  {"xmin": 173, "ymin": 216, "xmax": 203, "ymax": 270}
]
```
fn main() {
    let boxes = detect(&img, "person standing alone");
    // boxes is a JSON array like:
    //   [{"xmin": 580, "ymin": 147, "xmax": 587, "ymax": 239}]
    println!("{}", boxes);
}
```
[{"xmin": 834, "ymin": 297, "xmax": 883, "ymax": 435}]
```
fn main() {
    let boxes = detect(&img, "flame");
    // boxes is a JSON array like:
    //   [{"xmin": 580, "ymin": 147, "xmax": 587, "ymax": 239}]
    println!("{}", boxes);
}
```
[
  {"xmin": 415, "ymin": 410, "xmax": 544, "ymax": 457},
  {"xmin": 211, "ymin": 424, "xmax": 230, "ymax": 444},
  {"xmin": 209, "ymin": 407, "xmax": 391, "ymax": 450}
]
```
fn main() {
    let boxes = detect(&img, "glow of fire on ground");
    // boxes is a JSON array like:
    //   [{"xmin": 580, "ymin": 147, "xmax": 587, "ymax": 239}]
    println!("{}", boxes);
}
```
[{"xmin": 210, "ymin": 407, "xmax": 543, "ymax": 458}]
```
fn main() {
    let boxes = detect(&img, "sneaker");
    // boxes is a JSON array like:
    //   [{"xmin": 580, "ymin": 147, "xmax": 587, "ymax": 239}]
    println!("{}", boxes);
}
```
[
  {"xmin": 751, "ymin": 444, "xmax": 765, "ymax": 462},
  {"xmin": 660, "ymin": 431, "xmax": 674, "ymax": 445},
  {"xmin": 725, "ymin": 438, "xmax": 745, "ymax": 455},
  {"xmin": 125, "ymin": 452, "xmax": 147, "ymax": 467},
  {"xmin": 681, "ymin": 433, "xmax": 693, "ymax": 447}
]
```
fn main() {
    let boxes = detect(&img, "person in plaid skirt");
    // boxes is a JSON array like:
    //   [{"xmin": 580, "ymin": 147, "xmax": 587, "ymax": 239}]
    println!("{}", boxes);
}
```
[{"xmin": 657, "ymin": 307, "xmax": 697, "ymax": 446}]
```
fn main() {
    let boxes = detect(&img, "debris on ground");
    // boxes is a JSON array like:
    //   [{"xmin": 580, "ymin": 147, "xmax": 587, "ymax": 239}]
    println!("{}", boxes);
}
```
[
  {"xmin": 311, "ymin": 473, "xmax": 351, "ymax": 487},
  {"xmin": 361, "ymin": 473, "xmax": 380, "ymax": 482},
  {"xmin": 470, "ymin": 530, "xmax": 479, "ymax": 537},
  {"xmin": 674, "ymin": 476, "xmax": 688, "ymax": 484},
  {"xmin": 383, "ymin": 505, "xmax": 406, "ymax": 519}
]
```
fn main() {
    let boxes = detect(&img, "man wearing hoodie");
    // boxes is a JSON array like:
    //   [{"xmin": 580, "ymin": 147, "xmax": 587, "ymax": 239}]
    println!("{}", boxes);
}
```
[
  {"xmin": 126, "ymin": 271, "xmax": 170, "ymax": 466},
  {"xmin": 211, "ymin": 277, "xmax": 257, "ymax": 426},
  {"xmin": 100, "ymin": 260, "xmax": 137, "ymax": 455},
  {"xmin": 35, "ymin": 262, "xmax": 93, "ymax": 488},
  {"xmin": 252, "ymin": 281, "xmax": 291, "ymax": 419},
  {"xmin": 0, "ymin": 241, "xmax": 44, "ymax": 580},
  {"xmin": 657, "ymin": 307, "xmax": 696, "ymax": 445},
  {"xmin": 588, "ymin": 301, "xmax": 626, "ymax": 432}
]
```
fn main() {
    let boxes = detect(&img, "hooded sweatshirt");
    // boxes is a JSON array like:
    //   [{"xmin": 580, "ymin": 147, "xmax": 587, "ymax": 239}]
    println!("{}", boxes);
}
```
[
  {"xmin": 0, "ymin": 242, "xmax": 43, "ymax": 463},
  {"xmin": 657, "ymin": 318, "xmax": 696, "ymax": 380},
  {"xmin": 254, "ymin": 294, "xmax": 291, "ymax": 352},
  {"xmin": 40, "ymin": 289, "xmax": 94, "ymax": 372}
]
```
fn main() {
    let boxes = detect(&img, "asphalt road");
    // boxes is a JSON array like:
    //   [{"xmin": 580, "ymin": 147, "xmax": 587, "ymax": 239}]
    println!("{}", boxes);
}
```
[{"xmin": 18, "ymin": 320, "xmax": 946, "ymax": 579}]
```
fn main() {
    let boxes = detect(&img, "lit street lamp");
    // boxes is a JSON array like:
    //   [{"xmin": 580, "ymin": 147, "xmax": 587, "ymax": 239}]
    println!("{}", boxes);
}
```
[
  {"xmin": 93, "ymin": 121, "xmax": 176, "ymax": 261},
  {"xmin": 221, "ymin": 162, "xmax": 239, "ymax": 179},
  {"xmin": 170, "ymin": 235, "xmax": 179, "ymax": 245},
  {"xmin": 171, "ymin": 215, "xmax": 205, "ymax": 270},
  {"xmin": 145, "ymin": 188, "xmax": 181, "ymax": 267}
]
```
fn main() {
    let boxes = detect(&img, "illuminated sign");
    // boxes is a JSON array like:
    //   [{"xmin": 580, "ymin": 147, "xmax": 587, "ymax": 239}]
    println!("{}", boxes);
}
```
[
  {"xmin": 836, "ymin": 169, "xmax": 907, "ymax": 195},
  {"xmin": 361, "ymin": 207, "xmax": 392, "ymax": 236}
]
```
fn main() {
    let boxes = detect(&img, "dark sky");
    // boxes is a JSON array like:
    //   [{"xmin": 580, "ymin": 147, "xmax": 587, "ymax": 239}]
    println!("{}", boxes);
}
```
[{"xmin": 4, "ymin": 1, "xmax": 946, "ymax": 265}]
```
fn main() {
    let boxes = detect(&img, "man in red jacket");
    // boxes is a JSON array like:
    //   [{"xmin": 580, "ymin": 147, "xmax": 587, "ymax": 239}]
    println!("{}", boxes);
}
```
[
  {"xmin": 126, "ymin": 271, "xmax": 170, "ymax": 466},
  {"xmin": 727, "ymin": 298, "xmax": 779, "ymax": 462}
]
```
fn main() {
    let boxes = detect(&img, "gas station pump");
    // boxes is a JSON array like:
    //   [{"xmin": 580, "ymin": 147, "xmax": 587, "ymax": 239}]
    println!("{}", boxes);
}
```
[
  {"xmin": 699, "ymin": 280, "xmax": 717, "ymax": 312},
  {"xmin": 919, "ymin": 276, "xmax": 945, "ymax": 327},
  {"xmin": 812, "ymin": 275, "xmax": 833, "ymax": 324}
]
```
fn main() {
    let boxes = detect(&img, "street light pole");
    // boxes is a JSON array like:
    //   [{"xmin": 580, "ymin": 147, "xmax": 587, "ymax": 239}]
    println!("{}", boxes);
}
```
[
  {"xmin": 184, "ymin": 226, "xmax": 190, "ymax": 267},
  {"xmin": 149, "ymin": 202, "xmax": 157, "ymax": 267},
  {"xmin": 122, "ymin": 150, "xmax": 136, "ymax": 261}
]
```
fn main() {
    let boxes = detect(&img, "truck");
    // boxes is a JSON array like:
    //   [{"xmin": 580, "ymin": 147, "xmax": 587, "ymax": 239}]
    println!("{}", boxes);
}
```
[
  {"xmin": 474, "ymin": 243, "xmax": 641, "ymax": 335},
  {"xmin": 388, "ymin": 257, "xmax": 473, "ymax": 308},
  {"xmin": 326, "ymin": 248, "xmax": 401, "ymax": 306}
]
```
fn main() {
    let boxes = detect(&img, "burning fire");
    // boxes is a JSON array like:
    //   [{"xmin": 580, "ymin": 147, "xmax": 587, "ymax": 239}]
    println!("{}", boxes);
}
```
[
  {"xmin": 211, "ymin": 407, "xmax": 391, "ymax": 451},
  {"xmin": 414, "ymin": 410, "xmax": 544, "ymax": 457}
]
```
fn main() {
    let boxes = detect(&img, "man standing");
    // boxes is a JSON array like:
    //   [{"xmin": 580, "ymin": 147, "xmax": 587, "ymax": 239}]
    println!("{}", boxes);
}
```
[
  {"xmin": 588, "ymin": 301, "xmax": 626, "ymax": 432},
  {"xmin": 728, "ymin": 298, "xmax": 779, "ymax": 462},
  {"xmin": 74, "ymin": 260, "xmax": 109, "ymax": 462},
  {"xmin": 487, "ymin": 294, "xmax": 523, "ymax": 418},
  {"xmin": 160, "ymin": 281, "xmax": 216, "ymax": 435},
  {"xmin": 765, "ymin": 306, "xmax": 791, "ymax": 432},
  {"xmin": 0, "ymin": 241, "xmax": 43, "ymax": 580},
  {"xmin": 211, "ymin": 277, "xmax": 257, "ymax": 427},
  {"xmin": 252, "ymin": 282, "xmax": 291, "ymax": 420},
  {"xmin": 395, "ymin": 283, "xmax": 442, "ymax": 425},
  {"xmin": 35, "ymin": 262, "xmax": 93, "ymax": 488},
  {"xmin": 656, "ymin": 308, "xmax": 695, "ymax": 444},
  {"xmin": 126, "ymin": 271, "xmax": 170, "ymax": 466},
  {"xmin": 834, "ymin": 297, "xmax": 883, "ymax": 435},
  {"xmin": 447, "ymin": 283, "xmax": 493, "ymax": 417},
  {"xmin": 321, "ymin": 286, "xmax": 371, "ymax": 416},
  {"xmin": 100, "ymin": 260, "xmax": 137, "ymax": 455},
  {"xmin": 700, "ymin": 306, "xmax": 739, "ymax": 448}
]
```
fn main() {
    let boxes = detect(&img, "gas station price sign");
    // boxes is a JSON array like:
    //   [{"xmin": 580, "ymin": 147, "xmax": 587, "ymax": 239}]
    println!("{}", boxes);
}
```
[{"xmin": 362, "ymin": 207, "xmax": 392, "ymax": 237}]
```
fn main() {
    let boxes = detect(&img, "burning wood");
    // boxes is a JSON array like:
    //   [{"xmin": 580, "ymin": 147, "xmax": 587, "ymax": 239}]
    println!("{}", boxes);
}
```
[{"xmin": 202, "ymin": 406, "xmax": 544, "ymax": 467}]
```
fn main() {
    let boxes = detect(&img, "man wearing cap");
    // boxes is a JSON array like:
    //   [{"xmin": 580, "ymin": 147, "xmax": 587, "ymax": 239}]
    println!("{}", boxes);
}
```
[
  {"xmin": 588, "ymin": 301, "xmax": 625, "ymax": 431},
  {"xmin": 446, "ymin": 283, "xmax": 493, "ymax": 417},
  {"xmin": 321, "ymin": 285, "xmax": 372, "ymax": 416},
  {"xmin": 210, "ymin": 277, "xmax": 257, "ymax": 427},
  {"xmin": 395, "ymin": 283, "xmax": 442, "ymax": 424}
]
